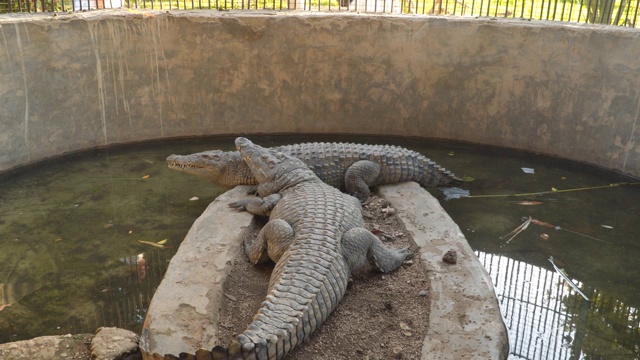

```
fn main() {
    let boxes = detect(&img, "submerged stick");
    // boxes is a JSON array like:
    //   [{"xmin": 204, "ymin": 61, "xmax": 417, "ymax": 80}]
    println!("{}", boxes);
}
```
[
  {"xmin": 557, "ymin": 227, "xmax": 611, "ymax": 244},
  {"xmin": 549, "ymin": 256, "xmax": 590, "ymax": 301},
  {"xmin": 467, "ymin": 182, "xmax": 640, "ymax": 199}
]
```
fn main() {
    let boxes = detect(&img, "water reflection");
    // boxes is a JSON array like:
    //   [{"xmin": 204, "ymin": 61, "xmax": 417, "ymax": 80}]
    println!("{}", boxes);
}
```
[
  {"xmin": 95, "ymin": 248, "xmax": 174, "ymax": 332},
  {"xmin": 477, "ymin": 251, "xmax": 640, "ymax": 359}
]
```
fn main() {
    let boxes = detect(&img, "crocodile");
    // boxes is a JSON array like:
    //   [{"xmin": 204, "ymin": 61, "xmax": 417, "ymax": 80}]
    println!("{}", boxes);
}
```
[
  {"xmin": 166, "ymin": 142, "xmax": 460, "ymax": 202},
  {"xmin": 211, "ymin": 137, "xmax": 411, "ymax": 360}
]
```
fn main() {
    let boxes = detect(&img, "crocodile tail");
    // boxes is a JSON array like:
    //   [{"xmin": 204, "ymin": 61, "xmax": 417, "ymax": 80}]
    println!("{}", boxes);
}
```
[
  {"xmin": 212, "ymin": 340, "xmax": 242, "ymax": 360},
  {"xmin": 421, "ymin": 161, "xmax": 463, "ymax": 186}
]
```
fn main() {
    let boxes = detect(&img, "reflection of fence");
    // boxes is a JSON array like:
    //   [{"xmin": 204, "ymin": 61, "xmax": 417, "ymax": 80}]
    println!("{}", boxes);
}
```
[
  {"xmin": 1, "ymin": 0, "xmax": 638, "ymax": 28},
  {"xmin": 94, "ymin": 248, "xmax": 174, "ymax": 333},
  {"xmin": 476, "ymin": 251, "xmax": 640, "ymax": 359}
]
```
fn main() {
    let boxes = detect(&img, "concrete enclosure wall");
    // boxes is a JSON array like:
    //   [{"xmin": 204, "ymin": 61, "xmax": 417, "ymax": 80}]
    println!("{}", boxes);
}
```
[{"xmin": 1, "ymin": 11, "xmax": 639, "ymax": 176}]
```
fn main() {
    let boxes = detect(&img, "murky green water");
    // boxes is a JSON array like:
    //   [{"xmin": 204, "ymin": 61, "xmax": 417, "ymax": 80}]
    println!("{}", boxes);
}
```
[{"xmin": 0, "ymin": 135, "xmax": 638, "ymax": 359}]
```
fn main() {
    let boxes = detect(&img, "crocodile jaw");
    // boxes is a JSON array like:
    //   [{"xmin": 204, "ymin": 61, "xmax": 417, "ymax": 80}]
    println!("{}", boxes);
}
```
[{"xmin": 166, "ymin": 150, "xmax": 234, "ymax": 185}]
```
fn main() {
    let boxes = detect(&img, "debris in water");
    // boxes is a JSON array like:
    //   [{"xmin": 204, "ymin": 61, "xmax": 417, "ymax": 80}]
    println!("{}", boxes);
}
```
[
  {"xmin": 501, "ymin": 216, "xmax": 532, "ymax": 243},
  {"xmin": 531, "ymin": 218, "xmax": 558, "ymax": 229},
  {"xmin": 103, "ymin": 223, "xmax": 114, "ymax": 229},
  {"xmin": 189, "ymin": 196, "xmax": 199, "ymax": 201},
  {"xmin": 549, "ymin": 256, "xmax": 589, "ymax": 301},
  {"xmin": 156, "ymin": 239, "xmax": 168, "ymax": 245},
  {"xmin": 137, "ymin": 240, "xmax": 167, "ymax": 249},
  {"xmin": 440, "ymin": 187, "xmax": 470, "ymax": 200},
  {"xmin": 600, "ymin": 224, "xmax": 613, "ymax": 229},
  {"xmin": 531, "ymin": 218, "xmax": 610, "ymax": 243},
  {"xmin": 513, "ymin": 200, "xmax": 544, "ymax": 206},
  {"xmin": 539, "ymin": 233, "xmax": 549, "ymax": 241},
  {"xmin": 521, "ymin": 167, "xmax": 535, "ymax": 174},
  {"xmin": 142, "ymin": 175, "xmax": 150, "ymax": 179}
]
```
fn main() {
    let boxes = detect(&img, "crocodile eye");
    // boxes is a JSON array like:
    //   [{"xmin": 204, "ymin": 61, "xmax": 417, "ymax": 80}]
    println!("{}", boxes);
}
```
[{"xmin": 202, "ymin": 154, "xmax": 220, "ymax": 161}]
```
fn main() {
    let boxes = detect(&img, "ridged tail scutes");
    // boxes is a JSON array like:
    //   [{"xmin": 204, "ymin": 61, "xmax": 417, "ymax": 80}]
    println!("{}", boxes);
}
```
[{"xmin": 211, "ymin": 339, "xmax": 242, "ymax": 360}]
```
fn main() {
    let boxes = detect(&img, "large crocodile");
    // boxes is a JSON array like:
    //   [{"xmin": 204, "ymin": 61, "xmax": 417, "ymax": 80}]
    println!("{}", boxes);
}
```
[
  {"xmin": 211, "ymin": 137, "xmax": 411, "ymax": 360},
  {"xmin": 167, "ymin": 142, "xmax": 460, "ymax": 202}
]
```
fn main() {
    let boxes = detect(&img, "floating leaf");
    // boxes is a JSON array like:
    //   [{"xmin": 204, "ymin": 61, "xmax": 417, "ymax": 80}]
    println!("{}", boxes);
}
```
[
  {"xmin": 103, "ymin": 223, "xmax": 114, "ymax": 229},
  {"xmin": 54, "ymin": 237, "xmax": 63, "ymax": 242},
  {"xmin": 600, "ymin": 225, "xmax": 613, "ymax": 229},
  {"xmin": 540, "ymin": 233, "xmax": 549, "ymax": 241},
  {"xmin": 531, "ymin": 219, "xmax": 557, "ymax": 229},
  {"xmin": 551, "ymin": 187, "xmax": 558, "ymax": 192},
  {"xmin": 142, "ymin": 175, "xmax": 150, "ymax": 179},
  {"xmin": 460, "ymin": 176, "xmax": 475, "ymax": 182},
  {"xmin": 514, "ymin": 201, "xmax": 544, "ymax": 206},
  {"xmin": 156, "ymin": 239, "xmax": 168, "ymax": 245},
  {"xmin": 521, "ymin": 167, "xmax": 535, "ymax": 174},
  {"xmin": 137, "ymin": 240, "xmax": 166, "ymax": 249},
  {"xmin": 561, "ymin": 176, "xmax": 567, "ymax": 180},
  {"xmin": 189, "ymin": 196, "xmax": 199, "ymax": 201},
  {"xmin": 440, "ymin": 187, "xmax": 470, "ymax": 201},
  {"xmin": 447, "ymin": 151, "xmax": 455, "ymax": 156}
]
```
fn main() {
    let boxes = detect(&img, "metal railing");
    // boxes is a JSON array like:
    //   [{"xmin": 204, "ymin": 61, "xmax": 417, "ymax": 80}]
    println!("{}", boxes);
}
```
[{"xmin": 1, "ymin": 0, "xmax": 638, "ymax": 28}]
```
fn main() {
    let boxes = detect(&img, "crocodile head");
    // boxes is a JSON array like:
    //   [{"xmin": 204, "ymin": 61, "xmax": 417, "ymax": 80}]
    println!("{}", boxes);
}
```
[
  {"xmin": 166, "ymin": 150, "xmax": 255, "ymax": 188},
  {"xmin": 235, "ymin": 137, "xmax": 317, "ymax": 195}
]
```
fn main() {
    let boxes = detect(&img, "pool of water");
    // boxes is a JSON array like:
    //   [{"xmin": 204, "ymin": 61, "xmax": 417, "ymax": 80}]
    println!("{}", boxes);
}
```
[{"xmin": 0, "ymin": 135, "xmax": 638, "ymax": 359}]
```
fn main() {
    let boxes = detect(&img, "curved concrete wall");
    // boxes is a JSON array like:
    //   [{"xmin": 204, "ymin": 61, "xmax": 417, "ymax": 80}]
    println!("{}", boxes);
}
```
[{"xmin": 1, "ymin": 10, "xmax": 639, "ymax": 176}]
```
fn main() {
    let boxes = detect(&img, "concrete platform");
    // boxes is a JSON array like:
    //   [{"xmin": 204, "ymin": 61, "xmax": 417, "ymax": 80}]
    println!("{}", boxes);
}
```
[{"xmin": 140, "ymin": 182, "xmax": 509, "ymax": 359}]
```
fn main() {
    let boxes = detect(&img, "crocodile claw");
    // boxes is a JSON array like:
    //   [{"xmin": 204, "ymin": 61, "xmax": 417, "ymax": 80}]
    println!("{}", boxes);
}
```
[{"xmin": 228, "ymin": 199, "xmax": 250, "ymax": 211}]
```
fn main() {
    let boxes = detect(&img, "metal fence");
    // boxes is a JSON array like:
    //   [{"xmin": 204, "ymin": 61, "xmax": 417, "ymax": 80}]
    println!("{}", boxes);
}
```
[
  {"xmin": 476, "ymin": 251, "xmax": 640, "ymax": 360},
  {"xmin": 1, "ymin": 0, "xmax": 638, "ymax": 28}
]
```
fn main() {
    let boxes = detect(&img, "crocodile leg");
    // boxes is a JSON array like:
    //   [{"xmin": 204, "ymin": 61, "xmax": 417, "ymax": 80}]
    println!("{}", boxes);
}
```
[
  {"xmin": 340, "ymin": 227, "xmax": 411, "ymax": 273},
  {"xmin": 228, "ymin": 193, "xmax": 282, "ymax": 216},
  {"xmin": 344, "ymin": 160, "xmax": 382, "ymax": 203},
  {"xmin": 246, "ymin": 219, "xmax": 295, "ymax": 264}
]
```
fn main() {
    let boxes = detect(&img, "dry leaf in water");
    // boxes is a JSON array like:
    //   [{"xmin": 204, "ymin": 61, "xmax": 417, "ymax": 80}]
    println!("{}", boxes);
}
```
[
  {"xmin": 137, "ymin": 240, "xmax": 166, "ymax": 249},
  {"xmin": 515, "ymin": 201, "xmax": 543, "ymax": 206}
]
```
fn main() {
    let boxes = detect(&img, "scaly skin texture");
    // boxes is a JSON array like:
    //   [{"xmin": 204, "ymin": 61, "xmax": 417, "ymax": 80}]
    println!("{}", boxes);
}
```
[
  {"xmin": 212, "ymin": 138, "xmax": 411, "ymax": 360},
  {"xmin": 166, "ymin": 142, "xmax": 460, "ymax": 202}
]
